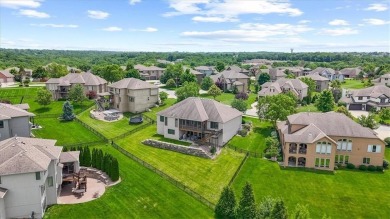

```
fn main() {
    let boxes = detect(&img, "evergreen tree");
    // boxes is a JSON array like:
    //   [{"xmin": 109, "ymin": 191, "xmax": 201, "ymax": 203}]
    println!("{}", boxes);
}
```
[
  {"xmin": 111, "ymin": 158, "xmax": 120, "ymax": 181},
  {"xmin": 79, "ymin": 147, "xmax": 84, "ymax": 166},
  {"xmin": 237, "ymin": 182, "xmax": 257, "ymax": 219},
  {"xmin": 271, "ymin": 199, "xmax": 288, "ymax": 219},
  {"xmin": 84, "ymin": 147, "xmax": 91, "ymax": 167},
  {"xmin": 68, "ymin": 84, "xmax": 86, "ymax": 104},
  {"xmin": 91, "ymin": 148, "xmax": 97, "ymax": 168},
  {"xmin": 258, "ymin": 197, "xmax": 275, "ymax": 219},
  {"xmin": 215, "ymin": 187, "xmax": 236, "ymax": 219},
  {"xmin": 62, "ymin": 101, "xmax": 75, "ymax": 121},
  {"xmin": 315, "ymin": 90, "xmax": 335, "ymax": 112}
]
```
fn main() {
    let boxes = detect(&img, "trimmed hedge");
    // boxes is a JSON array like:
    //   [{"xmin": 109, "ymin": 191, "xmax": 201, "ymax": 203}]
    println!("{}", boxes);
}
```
[
  {"xmin": 346, "ymin": 163, "xmax": 355, "ymax": 169},
  {"xmin": 359, "ymin": 165, "xmax": 368, "ymax": 171},
  {"xmin": 367, "ymin": 165, "xmax": 376, "ymax": 171}
]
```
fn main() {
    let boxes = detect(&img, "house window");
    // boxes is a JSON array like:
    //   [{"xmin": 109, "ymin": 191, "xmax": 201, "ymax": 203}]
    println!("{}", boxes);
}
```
[
  {"xmin": 0, "ymin": 121, "xmax": 3, "ymax": 128},
  {"xmin": 165, "ymin": 117, "xmax": 167, "ymax": 126},
  {"xmin": 175, "ymin": 119, "xmax": 178, "ymax": 127},
  {"xmin": 36, "ymin": 172, "xmax": 41, "ymax": 180},
  {"xmin": 316, "ymin": 142, "xmax": 332, "ymax": 154},
  {"xmin": 160, "ymin": 116, "xmax": 164, "ymax": 122},
  {"xmin": 168, "ymin": 129, "xmax": 175, "ymax": 135},
  {"xmin": 210, "ymin": 122, "xmax": 219, "ymax": 129},
  {"xmin": 344, "ymin": 155, "xmax": 349, "ymax": 164},
  {"xmin": 316, "ymin": 158, "xmax": 331, "ymax": 168},
  {"xmin": 129, "ymin": 97, "xmax": 134, "ymax": 102},
  {"xmin": 0, "ymin": 176, "xmax": 1, "ymax": 184},
  {"xmin": 47, "ymin": 176, "xmax": 53, "ymax": 187},
  {"xmin": 315, "ymin": 85, "xmax": 320, "ymax": 90},
  {"xmin": 358, "ymin": 97, "xmax": 363, "ymax": 100},
  {"xmin": 315, "ymin": 158, "xmax": 320, "ymax": 167},
  {"xmin": 363, "ymin": 157, "xmax": 370, "ymax": 164},
  {"xmin": 368, "ymin": 145, "xmax": 381, "ymax": 153},
  {"xmin": 337, "ymin": 139, "xmax": 352, "ymax": 151},
  {"xmin": 147, "ymin": 97, "xmax": 150, "ymax": 101}
]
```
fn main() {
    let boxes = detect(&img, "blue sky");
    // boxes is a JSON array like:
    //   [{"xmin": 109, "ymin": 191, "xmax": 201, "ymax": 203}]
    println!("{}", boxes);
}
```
[{"xmin": 0, "ymin": 0, "xmax": 389, "ymax": 52}]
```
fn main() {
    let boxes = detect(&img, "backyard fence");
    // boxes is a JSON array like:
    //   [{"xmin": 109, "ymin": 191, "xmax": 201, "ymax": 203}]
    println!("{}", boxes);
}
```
[
  {"xmin": 226, "ymin": 144, "xmax": 263, "ymax": 158},
  {"xmin": 110, "ymin": 121, "xmax": 153, "ymax": 141},
  {"xmin": 74, "ymin": 117, "xmax": 109, "ymax": 142},
  {"xmin": 33, "ymin": 114, "xmax": 62, "ymax": 119},
  {"xmin": 111, "ymin": 142, "xmax": 216, "ymax": 210},
  {"xmin": 228, "ymin": 153, "xmax": 249, "ymax": 187},
  {"xmin": 63, "ymin": 140, "xmax": 108, "ymax": 148}
]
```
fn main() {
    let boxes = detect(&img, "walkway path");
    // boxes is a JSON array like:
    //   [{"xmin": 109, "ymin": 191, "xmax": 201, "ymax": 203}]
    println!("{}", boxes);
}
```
[{"xmin": 245, "ymin": 102, "xmax": 258, "ymax": 117}]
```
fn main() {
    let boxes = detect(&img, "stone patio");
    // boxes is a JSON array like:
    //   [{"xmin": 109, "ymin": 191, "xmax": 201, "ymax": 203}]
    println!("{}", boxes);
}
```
[{"xmin": 58, "ymin": 178, "xmax": 106, "ymax": 204}]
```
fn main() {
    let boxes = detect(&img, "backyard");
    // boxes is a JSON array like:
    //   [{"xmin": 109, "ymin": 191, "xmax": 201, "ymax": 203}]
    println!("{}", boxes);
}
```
[
  {"xmin": 296, "ymin": 104, "xmax": 320, "ymax": 113},
  {"xmin": 116, "ymin": 125, "xmax": 245, "ymax": 203},
  {"xmin": 32, "ymin": 118, "xmax": 103, "ymax": 146},
  {"xmin": 341, "ymin": 79, "xmax": 366, "ymax": 90},
  {"xmin": 232, "ymin": 156, "xmax": 390, "ymax": 219},
  {"xmin": 45, "ymin": 145, "xmax": 213, "ymax": 218}
]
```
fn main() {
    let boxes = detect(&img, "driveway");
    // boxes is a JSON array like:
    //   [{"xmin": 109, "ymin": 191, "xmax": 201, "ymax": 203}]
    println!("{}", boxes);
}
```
[
  {"xmin": 245, "ymin": 102, "xmax": 258, "ymax": 117},
  {"xmin": 349, "ymin": 110, "xmax": 369, "ymax": 118},
  {"xmin": 159, "ymin": 88, "xmax": 177, "ymax": 99},
  {"xmin": 374, "ymin": 125, "xmax": 390, "ymax": 140}
]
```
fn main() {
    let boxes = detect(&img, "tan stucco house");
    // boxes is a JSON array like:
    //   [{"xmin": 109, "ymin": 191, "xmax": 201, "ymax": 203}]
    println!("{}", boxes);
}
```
[
  {"xmin": 0, "ymin": 103, "xmax": 35, "ymax": 141},
  {"xmin": 298, "ymin": 74, "xmax": 330, "ymax": 92},
  {"xmin": 157, "ymin": 97, "xmax": 242, "ymax": 147},
  {"xmin": 278, "ymin": 112, "xmax": 385, "ymax": 171},
  {"xmin": 258, "ymin": 78, "xmax": 308, "ymax": 100},
  {"xmin": 108, "ymin": 78, "xmax": 159, "ymax": 113},
  {"xmin": 45, "ymin": 72, "xmax": 107, "ymax": 100},
  {"xmin": 0, "ymin": 137, "xmax": 79, "ymax": 219},
  {"xmin": 210, "ymin": 70, "xmax": 250, "ymax": 93}
]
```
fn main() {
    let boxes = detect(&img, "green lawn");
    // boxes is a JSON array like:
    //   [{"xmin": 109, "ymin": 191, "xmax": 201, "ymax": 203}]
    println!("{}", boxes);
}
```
[
  {"xmin": 45, "ymin": 145, "xmax": 213, "ymax": 218},
  {"xmin": 116, "ymin": 125, "xmax": 245, "ymax": 203},
  {"xmin": 385, "ymin": 147, "xmax": 390, "ymax": 160},
  {"xmin": 296, "ymin": 104, "xmax": 320, "ymax": 113},
  {"xmin": 150, "ymin": 134, "xmax": 192, "ymax": 146},
  {"xmin": 341, "ymin": 79, "xmax": 366, "ymax": 89},
  {"xmin": 233, "ymin": 157, "xmax": 390, "ymax": 219},
  {"xmin": 77, "ymin": 107, "xmax": 145, "ymax": 139},
  {"xmin": 229, "ymin": 117, "xmax": 273, "ymax": 154},
  {"xmin": 143, "ymin": 98, "xmax": 176, "ymax": 120},
  {"xmin": 32, "ymin": 118, "xmax": 102, "ymax": 145}
]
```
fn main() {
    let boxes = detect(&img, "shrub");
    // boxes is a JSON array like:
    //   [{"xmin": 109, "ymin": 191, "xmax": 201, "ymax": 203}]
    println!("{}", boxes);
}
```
[
  {"xmin": 277, "ymin": 156, "xmax": 283, "ymax": 162},
  {"xmin": 385, "ymin": 137, "xmax": 390, "ymax": 147},
  {"xmin": 334, "ymin": 166, "xmax": 338, "ymax": 170},
  {"xmin": 336, "ymin": 163, "xmax": 342, "ymax": 168},
  {"xmin": 0, "ymin": 99, "xmax": 11, "ymax": 104},
  {"xmin": 210, "ymin": 146, "xmax": 216, "ymax": 154},
  {"xmin": 337, "ymin": 101, "xmax": 347, "ymax": 107},
  {"xmin": 242, "ymin": 123, "xmax": 251, "ymax": 131},
  {"xmin": 383, "ymin": 159, "xmax": 389, "ymax": 169},
  {"xmin": 367, "ymin": 165, "xmax": 376, "ymax": 171},
  {"xmin": 346, "ymin": 163, "xmax": 355, "ymax": 169},
  {"xmin": 376, "ymin": 166, "xmax": 384, "ymax": 172},
  {"xmin": 239, "ymin": 129, "xmax": 248, "ymax": 137},
  {"xmin": 359, "ymin": 165, "xmax": 368, "ymax": 171},
  {"xmin": 264, "ymin": 153, "xmax": 272, "ymax": 159},
  {"xmin": 166, "ymin": 78, "xmax": 176, "ymax": 87},
  {"xmin": 86, "ymin": 90, "xmax": 97, "ymax": 99},
  {"xmin": 235, "ymin": 92, "xmax": 249, "ymax": 100}
]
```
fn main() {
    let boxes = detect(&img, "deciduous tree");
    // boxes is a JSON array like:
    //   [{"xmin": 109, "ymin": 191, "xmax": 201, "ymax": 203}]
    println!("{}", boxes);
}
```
[
  {"xmin": 208, "ymin": 84, "xmax": 222, "ymax": 100},
  {"xmin": 68, "ymin": 84, "xmax": 86, "ymax": 104},
  {"xmin": 175, "ymin": 82, "xmax": 199, "ymax": 102},
  {"xmin": 257, "ymin": 94, "xmax": 296, "ymax": 125},
  {"xmin": 258, "ymin": 73, "xmax": 270, "ymax": 85},
  {"xmin": 201, "ymin": 76, "xmax": 214, "ymax": 90},
  {"xmin": 231, "ymin": 99, "xmax": 247, "ymax": 112},
  {"xmin": 315, "ymin": 90, "xmax": 335, "ymax": 112},
  {"xmin": 159, "ymin": 91, "xmax": 168, "ymax": 104},
  {"xmin": 216, "ymin": 62, "xmax": 225, "ymax": 72},
  {"xmin": 36, "ymin": 87, "xmax": 52, "ymax": 107},
  {"xmin": 180, "ymin": 69, "xmax": 197, "ymax": 84}
]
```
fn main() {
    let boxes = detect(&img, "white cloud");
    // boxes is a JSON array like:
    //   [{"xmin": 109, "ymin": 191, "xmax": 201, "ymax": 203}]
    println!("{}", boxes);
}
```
[
  {"xmin": 129, "ymin": 0, "xmax": 141, "ymax": 5},
  {"xmin": 181, "ymin": 22, "xmax": 312, "ymax": 42},
  {"xmin": 192, "ymin": 16, "xmax": 238, "ymax": 23},
  {"xmin": 365, "ymin": 3, "xmax": 388, "ymax": 11},
  {"xmin": 87, "ymin": 10, "xmax": 109, "ymax": 19},
  {"xmin": 102, "ymin": 26, "xmax": 122, "ymax": 31},
  {"xmin": 19, "ymin": 9, "xmax": 49, "ymax": 18},
  {"xmin": 362, "ymin": 18, "xmax": 390, "ymax": 25},
  {"xmin": 31, "ymin": 23, "xmax": 78, "ymax": 28},
  {"xmin": 328, "ymin": 19, "xmax": 349, "ymax": 26},
  {"xmin": 130, "ymin": 27, "xmax": 158, "ymax": 32},
  {"xmin": 164, "ymin": 0, "xmax": 303, "ymax": 22},
  {"xmin": 318, "ymin": 28, "xmax": 358, "ymax": 36},
  {"xmin": 298, "ymin": 20, "xmax": 311, "ymax": 24},
  {"xmin": 0, "ymin": 0, "xmax": 42, "ymax": 9}
]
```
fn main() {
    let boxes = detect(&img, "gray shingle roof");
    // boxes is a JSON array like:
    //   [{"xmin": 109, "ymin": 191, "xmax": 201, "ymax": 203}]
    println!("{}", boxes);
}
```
[
  {"xmin": 0, "ymin": 69, "xmax": 15, "ymax": 78},
  {"xmin": 286, "ymin": 112, "xmax": 380, "ymax": 139},
  {"xmin": 109, "ymin": 78, "xmax": 158, "ymax": 90},
  {"xmin": 269, "ymin": 68, "xmax": 286, "ymax": 78},
  {"xmin": 351, "ymin": 85, "xmax": 390, "ymax": 98},
  {"xmin": 258, "ymin": 78, "xmax": 308, "ymax": 96},
  {"xmin": 284, "ymin": 123, "xmax": 336, "ymax": 144},
  {"xmin": 340, "ymin": 68, "xmax": 361, "ymax": 77},
  {"xmin": 216, "ymin": 70, "xmax": 250, "ymax": 79},
  {"xmin": 158, "ymin": 97, "xmax": 242, "ymax": 123},
  {"xmin": 60, "ymin": 151, "xmax": 80, "ymax": 163},
  {"xmin": 0, "ymin": 137, "xmax": 62, "ymax": 176},
  {"xmin": 184, "ymin": 67, "xmax": 203, "ymax": 75},
  {"xmin": 0, "ymin": 103, "xmax": 34, "ymax": 119},
  {"xmin": 310, "ymin": 67, "xmax": 335, "ymax": 75},
  {"xmin": 45, "ymin": 72, "xmax": 107, "ymax": 86},
  {"xmin": 298, "ymin": 74, "xmax": 329, "ymax": 81}
]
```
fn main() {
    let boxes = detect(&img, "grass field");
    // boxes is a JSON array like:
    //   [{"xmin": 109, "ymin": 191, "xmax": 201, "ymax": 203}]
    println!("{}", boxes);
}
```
[
  {"xmin": 229, "ymin": 117, "xmax": 273, "ymax": 154},
  {"xmin": 232, "ymin": 157, "xmax": 390, "ymax": 219},
  {"xmin": 32, "ymin": 118, "xmax": 102, "ymax": 145},
  {"xmin": 296, "ymin": 104, "xmax": 320, "ymax": 113},
  {"xmin": 116, "ymin": 125, "xmax": 245, "ymax": 203},
  {"xmin": 341, "ymin": 79, "xmax": 366, "ymax": 89},
  {"xmin": 151, "ymin": 134, "xmax": 192, "ymax": 146},
  {"xmin": 44, "ymin": 145, "xmax": 213, "ymax": 218}
]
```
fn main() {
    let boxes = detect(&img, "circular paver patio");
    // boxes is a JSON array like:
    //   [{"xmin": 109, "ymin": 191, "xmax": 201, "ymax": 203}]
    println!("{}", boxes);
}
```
[{"xmin": 58, "ymin": 178, "xmax": 106, "ymax": 204}]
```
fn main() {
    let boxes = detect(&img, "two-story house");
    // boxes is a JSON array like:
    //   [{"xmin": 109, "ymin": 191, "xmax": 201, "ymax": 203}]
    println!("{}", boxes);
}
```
[
  {"xmin": 45, "ymin": 72, "xmax": 107, "ymax": 100},
  {"xmin": 210, "ymin": 70, "xmax": 250, "ymax": 93},
  {"xmin": 375, "ymin": 73, "xmax": 390, "ymax": 86},
  {"xmin": 277, "ymin": 112, "xmax": 385, "ymax": 171},
  {"xmin": 298, "ymin": 74, "xmax": 330, "ymax": 92},
  {"xmin": 108, "ymin": 78, "xmax": 159, "ymax": 113},
  {"xmin": 134, "ymin": 64, "xmax": 165, "ymax": 80},
  {"xmin": 341, "ymin": 85, "xmax": 390, "ymax": 111},
  {"xmin": 309, "ymin": 67, "xmax": 344, "ymax": 81},
  {"xmin": 0, "ymin": 137, "xmax": 79, "ymax": 219},
  {"xmin": 339, "ymin": 67, "xmax": 362, "ymax": 79},
  {"xmin": 194, "ymin": 66, "xmax": 215, "ymax": 77},
  {"xmin": 258, "ymin": 78, "xmax": 308, "ymax": 100},
  {"xmin": 157, "ymin": 97, "xmax": 242, "ymax": 147},
  {"xmin": 0, "ymin": 103, "xmax": 35, "ymax": 141}
]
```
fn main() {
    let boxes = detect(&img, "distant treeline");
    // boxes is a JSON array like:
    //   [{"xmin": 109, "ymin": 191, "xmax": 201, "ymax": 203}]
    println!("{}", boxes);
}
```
[{"xmin": 1, "ymin": 48, "xmax": 389, "ymax": 71}]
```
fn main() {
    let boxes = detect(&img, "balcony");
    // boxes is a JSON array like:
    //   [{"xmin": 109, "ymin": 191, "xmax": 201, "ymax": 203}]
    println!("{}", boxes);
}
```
[{"xmin": 179, "ymin": 124, "xmax": 203, "ymax": 132}]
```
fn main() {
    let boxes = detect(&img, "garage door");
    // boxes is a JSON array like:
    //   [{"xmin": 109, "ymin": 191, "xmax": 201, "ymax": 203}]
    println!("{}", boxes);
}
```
[{"xmin": 349, "ymin": 104, "xmax": 362, "ymax": 110}]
